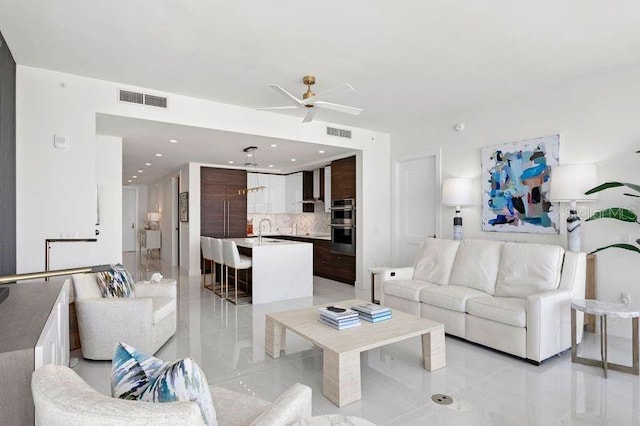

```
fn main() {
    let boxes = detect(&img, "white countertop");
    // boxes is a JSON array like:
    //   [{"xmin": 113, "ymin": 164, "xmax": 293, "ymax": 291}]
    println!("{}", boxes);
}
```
[
  {"xmin": 226, "ymin": 237, "xmax": 312, "ymax": 249},
  {"xmin": 247, "ymin": 232, "xmax": 331, "ymax": 241}
]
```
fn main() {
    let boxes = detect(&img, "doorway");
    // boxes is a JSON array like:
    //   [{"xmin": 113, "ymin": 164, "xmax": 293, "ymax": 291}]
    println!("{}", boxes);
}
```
[
  {"xmin": 122, "ymin": 186, "xmax": 138, "ymax": 252},
  {"xmin": 393, "ymin": 150, "xmax": 440, "ymax": 266}
]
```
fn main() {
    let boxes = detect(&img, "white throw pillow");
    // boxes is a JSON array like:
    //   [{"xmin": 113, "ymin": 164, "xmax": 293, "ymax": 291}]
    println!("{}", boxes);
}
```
[
  {"xmin": 494, "ymin": 242, "xmax": 564, "ymax": 298},
  {"xmin": 449, "ymin": 239, "xmax": 504, "ymax": 295},
  {"xmin": 412, "ymin": 238, "xmax": 460, "ymax": 285}
]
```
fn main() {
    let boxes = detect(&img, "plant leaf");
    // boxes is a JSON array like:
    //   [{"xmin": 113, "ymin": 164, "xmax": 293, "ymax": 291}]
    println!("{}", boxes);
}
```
[
  {"xmin": 585, "ymin": 181, "xmax": 640, "ymax": 195},
  {"xmin": 589, "ymin": 243, "xmax": 640, "ymax": 255},
  {"xmin": 586, "ymin": 208, "xmax": 638, "ymax": 222}
]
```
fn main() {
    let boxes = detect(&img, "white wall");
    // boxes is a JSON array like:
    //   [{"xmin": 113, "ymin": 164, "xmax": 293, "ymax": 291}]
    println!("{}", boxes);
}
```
[
  {"xmin": 391, "ymin": 64, "xmax": 640, "ymax": 338},
  {"xmin": 130, "ymin": 184, "xmax": 149, "ymax": 232},
  {"xmin": 95, "ymin": 135, "xmax": 123, "ymax": 264},
  {"xmin": 15, "ymin": 64, "xmax": 392, "ymax": 287},
  {"xmin": 148, "ymin": 173, "xmax": 178, "ymax": 264}
]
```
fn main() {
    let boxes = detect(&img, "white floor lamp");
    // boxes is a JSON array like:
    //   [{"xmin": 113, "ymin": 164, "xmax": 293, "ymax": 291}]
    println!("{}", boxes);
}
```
[
  {"xmin": 549, "ymin": 164, "xmax": 598, "ymax": 252},
  {"xmin": 442, "ymin": 178, "xmax": 474, "ymax": 240}
]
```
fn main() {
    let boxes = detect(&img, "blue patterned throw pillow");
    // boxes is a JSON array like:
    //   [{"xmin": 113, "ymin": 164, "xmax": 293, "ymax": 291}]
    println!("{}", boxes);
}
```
[
  {"xmin": 97, "ymin": 264, "xmax": 136, "ymax": 298},
  {"xmin": 111, "ymin": 343, "xmax": 218, "ymax": 426},
  {"xmin": 111, "ymin": 342, "xmax": 166, "ymax": 399}
]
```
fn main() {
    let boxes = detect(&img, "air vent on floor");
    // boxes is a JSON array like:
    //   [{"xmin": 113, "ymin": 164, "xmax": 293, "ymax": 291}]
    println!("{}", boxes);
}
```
[
  {"xmin": 118, "ymin": 90, "xmax": 168, "ymax": 108},
  {"xmin": 326, "ymin": 126, "xmax": 352, "ymax": 139},
  {"xmin": 119, "ymin": 90, "xmax": 144, "ymax": 104}
]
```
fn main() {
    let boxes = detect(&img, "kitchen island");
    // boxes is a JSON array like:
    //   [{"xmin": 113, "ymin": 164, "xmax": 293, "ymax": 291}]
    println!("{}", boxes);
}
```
[{"xmin": 227, "ymin": 237, "xmax": 313, "ymax": 304}]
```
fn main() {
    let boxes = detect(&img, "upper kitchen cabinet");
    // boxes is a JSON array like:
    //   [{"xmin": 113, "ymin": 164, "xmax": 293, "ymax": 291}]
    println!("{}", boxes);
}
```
[
  {"xmin": 201, "ymin": 167, "xmax": 247, "ymax": 238},
  {"xmin": 247, "ymin": 173, "xmax": 285, "ymax": 213},
  {"xmin": 285, "ymin": 172, "xmax": 303, "ymax": 213},
  {"xmin": 331, "ymin": 156, "xmax": 356, "ymax": 200},
  {"xmin": 324, "ymin": 166, "xmax": 331, "ymax": 212}
]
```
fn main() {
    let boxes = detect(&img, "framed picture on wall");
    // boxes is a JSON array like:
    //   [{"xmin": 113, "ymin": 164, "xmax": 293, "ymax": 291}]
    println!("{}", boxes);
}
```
[
  {"xmin": 179, "ymin": 192, "xmax": 189, "ymax": 222},
  {"xmin": 481, "ymin": 134, "xmax": 560, "ymax": 234}
]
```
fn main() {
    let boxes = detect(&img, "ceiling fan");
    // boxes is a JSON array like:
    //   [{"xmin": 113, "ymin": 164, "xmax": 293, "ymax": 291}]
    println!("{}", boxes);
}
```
[{"xmin": 258, "ymin": 75, "xmax": 363, "ymax": 123}]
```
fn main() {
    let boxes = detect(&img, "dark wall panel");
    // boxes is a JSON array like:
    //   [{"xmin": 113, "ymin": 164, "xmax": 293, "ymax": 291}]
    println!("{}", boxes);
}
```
[{"xmin": 0, "ymin": 30, "xmax": 16, "ymax": 275}]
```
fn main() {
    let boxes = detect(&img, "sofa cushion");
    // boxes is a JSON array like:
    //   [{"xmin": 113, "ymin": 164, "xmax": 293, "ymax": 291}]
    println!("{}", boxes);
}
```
[
  {"xmin": 449, "ymin": 239, "xmax": 503, "ymax": 295},
  {"xmin": 152, "ymin": 297, "xmax": 176, "ymax": 324},
  {"xmin": 419, "ymin": 285, "xmax": 488, "ymax": 313},
  {"xmin": 72, "ymin": 273, "xmax": 103, "ymax": 300},
  {"xmin": 466, "ymin": 296, "xmax": 527, "ymax": 327},
  {"xmin": 494, "ymin": 243, "xmax": 564, "ymax": 298},
  {"xmin": 383, "ymin": 280, "xmax": 438, "ymax": 302},
  {"xmin": 96, "ymin": 264, "xmax": 136, "ymax": 298},
  {"xmin": 111, "ymin": 342, "xmax": 166, "ymax": 400},
  {"xmin": 412, "ymin": 238, "xmax": 460, "ymax": 285}
]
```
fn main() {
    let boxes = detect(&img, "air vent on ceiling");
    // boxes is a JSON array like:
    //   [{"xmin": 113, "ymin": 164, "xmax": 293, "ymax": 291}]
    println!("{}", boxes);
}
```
[
  {"xmin": 119, "ymin": 90, "xmax": 144, "ymax": 104},
  {"xmin": 118, "ymin": 90, "xmax": 168, "ymax": 108},
  {"xmin": 326, "ymin": 126, "xmax": 352, "ymax": 139}
]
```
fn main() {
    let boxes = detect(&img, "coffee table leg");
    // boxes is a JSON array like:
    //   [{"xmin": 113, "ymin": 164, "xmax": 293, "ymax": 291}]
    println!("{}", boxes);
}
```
[
  {"xmin": 422, "ymin": 324, "xmax": 446, "ymax": 371},
  {"xmin": 323, "ymin": 350, "xmax": 361, "ymax": 407},
  {"xmin": 265, "ymin": 317, "xmax": 286, "ymax": 359}
]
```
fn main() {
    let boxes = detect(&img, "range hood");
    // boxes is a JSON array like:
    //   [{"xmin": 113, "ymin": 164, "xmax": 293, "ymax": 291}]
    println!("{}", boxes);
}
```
[{"xmin": 302, "ymin": 169, "xmax": 324, "ymax": 203}]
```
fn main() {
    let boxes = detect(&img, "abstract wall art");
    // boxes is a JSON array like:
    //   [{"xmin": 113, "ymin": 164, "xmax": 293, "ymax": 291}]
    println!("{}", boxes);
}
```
[{"xmin": 481, "ymin": 134, "xmax": 560, "ymax": 234}]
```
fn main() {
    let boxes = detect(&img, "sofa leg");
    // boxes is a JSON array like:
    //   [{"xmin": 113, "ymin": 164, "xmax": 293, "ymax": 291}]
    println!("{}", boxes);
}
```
[{"xmin": 527, "ymin": 359, "xmax": 542, "ymax": 366}]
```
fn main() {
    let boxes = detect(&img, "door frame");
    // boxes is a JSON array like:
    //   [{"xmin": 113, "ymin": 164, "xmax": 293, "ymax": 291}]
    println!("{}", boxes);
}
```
[
  {"xmin": 392, "ymin": 149, "xmax": 442, "ymax": 266},
  {"xmin": 122, "ymin": 186, "xmax": 139, "ymax": 252}
]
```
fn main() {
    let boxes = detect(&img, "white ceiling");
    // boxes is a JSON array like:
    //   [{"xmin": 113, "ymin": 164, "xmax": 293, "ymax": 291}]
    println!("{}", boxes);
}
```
[
  {"xmin": 2, "ymin": 1, "xmax": 640, "ymax": 134},
  {"xmin": 96, "ymin": 114, "xmax": 356, "ymax": 185}
]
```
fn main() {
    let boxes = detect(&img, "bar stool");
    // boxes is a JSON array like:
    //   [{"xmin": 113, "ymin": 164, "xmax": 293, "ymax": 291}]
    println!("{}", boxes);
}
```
[
  {"xmin": 201, "ymin": 236, "xmax": 214, "ymax": 291},
  {"xmin": 211, "ymin": 238, "xmax": 226, "ymax": 298},
  {"xmin": 222, "ymin": 240, "xmax": 252, "ymax": 305}
]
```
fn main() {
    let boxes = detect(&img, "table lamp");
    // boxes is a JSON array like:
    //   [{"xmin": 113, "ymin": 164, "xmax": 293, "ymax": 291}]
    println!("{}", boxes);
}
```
[
  {"xmin": 147, "ymin": 212, "xmax": 161, "ymax": 229},
  {"xmin": 442, "ymin": 178, "xmax": 474, "ymax": 240},
  {"xmin": 548, "ymin": 164, "xmax": 598, "ymax": 251}
]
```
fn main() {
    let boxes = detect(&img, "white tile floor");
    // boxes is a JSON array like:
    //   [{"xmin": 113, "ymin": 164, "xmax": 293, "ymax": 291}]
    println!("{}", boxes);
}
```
[{"xmin": 75, "ymin": 252, "xmax": 640, "ymax": 425}]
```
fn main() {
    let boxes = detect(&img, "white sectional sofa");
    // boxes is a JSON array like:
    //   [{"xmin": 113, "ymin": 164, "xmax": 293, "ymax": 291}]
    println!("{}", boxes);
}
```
[{"xmin": 380, "ymin": 238, "xmax": 586, "ymax": 363}]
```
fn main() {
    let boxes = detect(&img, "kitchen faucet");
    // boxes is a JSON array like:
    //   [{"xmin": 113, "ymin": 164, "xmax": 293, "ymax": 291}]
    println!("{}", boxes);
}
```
[{"xmin": 258, "ymin": 218, "xmax": 272, "ymax": 244}]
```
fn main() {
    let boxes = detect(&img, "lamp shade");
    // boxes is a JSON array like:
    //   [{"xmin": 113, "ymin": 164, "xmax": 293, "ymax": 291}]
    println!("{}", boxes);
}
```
[
  {"xmin": 442, "ymin": 178, "xmax": 474, "ymax": 207},
  {"xmin": 548, "ymin": 165, "xmax": 598, "ymax": 202},
  {"xmin": 147, "ymin": 212, "xmax": 160, "ymax": 222}
]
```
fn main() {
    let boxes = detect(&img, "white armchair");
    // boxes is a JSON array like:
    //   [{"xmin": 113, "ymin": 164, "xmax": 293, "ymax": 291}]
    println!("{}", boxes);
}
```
[
  {"xmin": 71, "ymin": 274, "xmax": 177, "ymax": 360},
  {"xmin": 32, "ymin": 364, "xmax": 312, "ymax": 426}
]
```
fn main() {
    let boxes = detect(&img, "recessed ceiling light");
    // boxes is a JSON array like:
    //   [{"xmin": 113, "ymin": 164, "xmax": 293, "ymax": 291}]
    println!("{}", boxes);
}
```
[
  {"xmin": 138, "ymin": 169, "xmax": 143, "ymax": 173},
  {"xmin": 228, "ymin": 160, "xmax": 235, "ymax": 164},
  {"xmin": 318, "ymin": 150, "xmax": 325, "ymax": 154},
  {"xmin": 169, "ymin": 139, "xmax": 178, "ymax": 143},
  {"xmin": 145, "ymin": 163, "xmax": 151, "ymax": 166},
  {"xmin": 155, "ymin": 153, "xmax": 162, "ymax": 157},
  {"xmin": 246, "ymin": 153, "xmax": 253, "ymax": 157},
  {"xmin": 132, "ymin": 175, "xmax": 137, "ymax": 178},
  {"xmin": 128, "ymin": 179, "xmax": 132, "ymax": 183},
  {"xmin": 268, "ymin": 165, "xmax": 274, "ymax": 168},
  {"xmin": 270, "ymin": 144, "xmax": 277, "ymax": 148},
  {"xmin": 290, "ymin": 158, "xmax": 297, "ymax": 162}
]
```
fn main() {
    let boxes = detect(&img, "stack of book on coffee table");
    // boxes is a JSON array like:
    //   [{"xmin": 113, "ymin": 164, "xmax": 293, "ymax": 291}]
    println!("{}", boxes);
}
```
[
  {"xmin": 318, "ymin": 306, "xmax": 361, "ymax": 330},
  {"xmin": 351, "ymin": 303, "xmax": 392, "ymax": 323}
]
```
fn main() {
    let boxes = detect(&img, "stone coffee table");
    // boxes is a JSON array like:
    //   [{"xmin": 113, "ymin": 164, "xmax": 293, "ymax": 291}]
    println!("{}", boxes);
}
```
[{"xmin": 265, "ymin": 299, "xmax": 446, "ymax": 407}]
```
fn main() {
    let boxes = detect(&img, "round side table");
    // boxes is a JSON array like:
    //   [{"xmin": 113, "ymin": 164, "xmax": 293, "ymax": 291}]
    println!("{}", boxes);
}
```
[{"xmin": 571, "ymin": 299, "xmax": 640, "ymax": 378}]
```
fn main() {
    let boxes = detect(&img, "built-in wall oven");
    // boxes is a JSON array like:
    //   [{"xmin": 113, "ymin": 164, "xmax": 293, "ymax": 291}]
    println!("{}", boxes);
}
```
[{"xmin": 330, "ymin": 199, "xmax": 355, "ymax": 256}]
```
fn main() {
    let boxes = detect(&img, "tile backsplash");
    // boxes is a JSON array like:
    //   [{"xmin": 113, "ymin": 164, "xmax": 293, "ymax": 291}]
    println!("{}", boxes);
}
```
[{"xmin": 248, "ymin": 209, "xmax": 330, "ymax": 235}]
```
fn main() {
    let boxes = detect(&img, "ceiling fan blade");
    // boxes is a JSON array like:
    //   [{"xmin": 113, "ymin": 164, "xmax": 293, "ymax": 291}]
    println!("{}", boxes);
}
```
[
  {"xmin": 301, "ymin": 83, "xmax": 355, "ymax": 105},
  {"xmin": 268, "ymin": 84, "xmax": 304, "ymax": 106},
  {"xmin": 314, "ymin": 101, "xmax": 363, "ymax": 115},
  {"xmin": 256, "ymin": 106, "xmax": 300, "ymax": 111},
  {"xmin": 302, "ymin": 108, "xmax": 317, "ymax": 123}
]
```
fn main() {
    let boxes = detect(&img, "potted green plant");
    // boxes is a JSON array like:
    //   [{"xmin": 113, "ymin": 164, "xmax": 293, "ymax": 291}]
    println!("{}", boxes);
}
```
[{"xmin": 585, "ymin": 151, "xmax": 640, "ymax": 254}]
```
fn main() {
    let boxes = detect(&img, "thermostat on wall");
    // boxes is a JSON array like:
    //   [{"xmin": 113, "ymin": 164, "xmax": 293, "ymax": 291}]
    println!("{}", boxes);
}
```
[{"xmin": 53, "ymin": 135, "xmax": 70, "ymax": 149}]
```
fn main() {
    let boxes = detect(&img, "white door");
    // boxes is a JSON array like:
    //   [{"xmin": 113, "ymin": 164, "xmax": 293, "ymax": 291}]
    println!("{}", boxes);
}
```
[
  {"xmin": 122, "ymin": 187, "xmax": 138, "ymax": 252},
  {"xmin": 394, "ymin": 152, "xmax": 439, "ymax": 266}
]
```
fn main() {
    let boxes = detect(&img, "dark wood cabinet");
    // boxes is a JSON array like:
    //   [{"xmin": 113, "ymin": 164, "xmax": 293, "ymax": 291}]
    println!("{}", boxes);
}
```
[
  {"xmin": 302, "ymin": 170, "xmax": 314, "ymax": 213},
  {"xmin": 276, "ymin": 236, "xmax": 355, "ymax": 285},
  {"xmin": 201, "ymin": 167, "xmax": 247, "ymax": 238},
  {"xmin": 330, "ymin": 156, "xmax": 356, "ymax": 200}
]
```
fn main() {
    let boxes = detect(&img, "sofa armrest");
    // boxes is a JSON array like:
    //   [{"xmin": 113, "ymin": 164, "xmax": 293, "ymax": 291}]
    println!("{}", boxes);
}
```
[
  {"xmin": 249, "ymin": 383, "xmax": 312, "ymax": 426},
  {"xmin": 75, "ymin": 298, "xmax": 154, "ymax": 359},
  {"xmin": 136, "ymin": 281, "xmax": 177, "ymax": 299},
  {"xmin": 381, "ymin": 267, "xmax": 414, "ymax": 282},
  {"xmin": 527, "ymin": 289, "xmax": 582, "ymax": 362}
]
